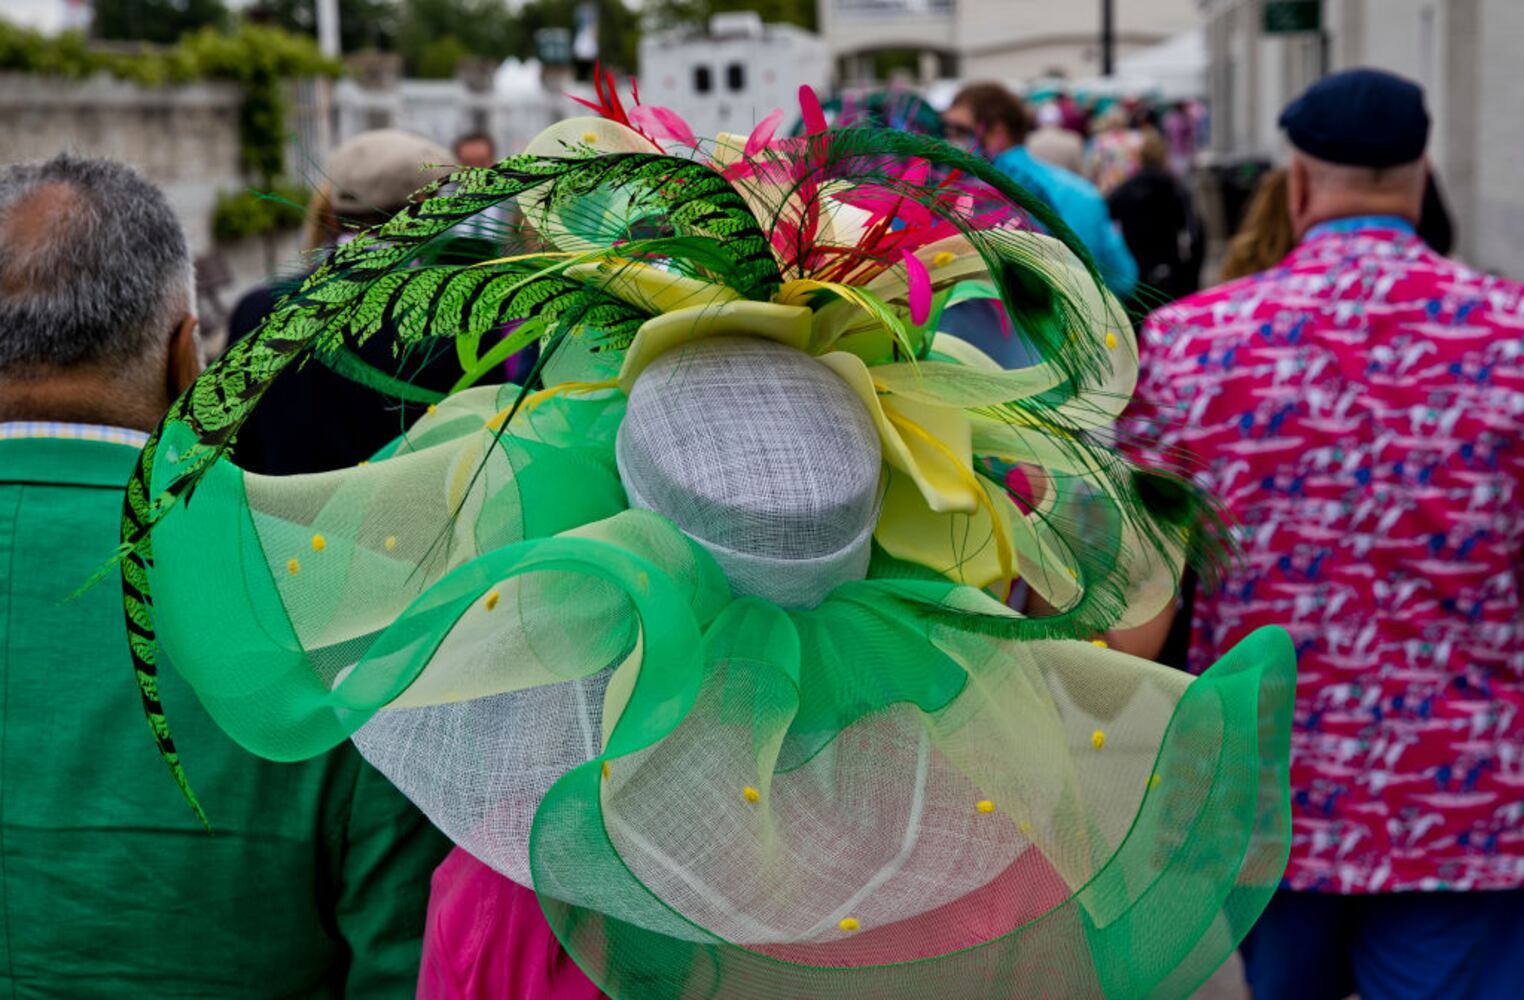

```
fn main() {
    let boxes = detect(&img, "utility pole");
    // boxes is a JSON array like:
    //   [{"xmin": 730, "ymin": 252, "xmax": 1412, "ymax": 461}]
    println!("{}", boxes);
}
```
[
  {"xmin": 1100, "ymin": 0, "xmax": 1116, "ymax": 76},
  {"xmin": 315, "ymin": 0, "xmax": 341, "ymax": 170},
  {"xmin": 316, "ymin": 0, "xmax": 341, "ymax": 59}
]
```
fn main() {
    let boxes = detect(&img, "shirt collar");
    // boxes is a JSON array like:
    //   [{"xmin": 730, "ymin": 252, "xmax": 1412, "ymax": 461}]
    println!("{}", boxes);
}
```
[
  {"xmin": 0, "ymin": 420, "xmax": 149, "ymax": 448},
  {"xmin": 992, "ymin": 145, "xmax": 1034, "ymax": 169},
  {"xmin": 1303, "ymin": 214, "xmax": 1416, "ymax": 243}
]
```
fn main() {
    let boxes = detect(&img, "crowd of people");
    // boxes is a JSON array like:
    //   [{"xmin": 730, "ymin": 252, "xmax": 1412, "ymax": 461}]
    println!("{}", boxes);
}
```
[
  {"xmin": 1, "ymin": 64, "xmax": 1521, "ymax": 999},
  {"xmin": 942, "ymin": 83, "xmax": 1208, "ymax": 327}
]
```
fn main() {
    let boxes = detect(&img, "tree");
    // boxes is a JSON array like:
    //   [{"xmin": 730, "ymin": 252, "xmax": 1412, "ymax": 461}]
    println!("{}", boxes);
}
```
[
  {"xmin": 509, "ymin": 0, "xmax": 640, "ymax": 76},
  {"xmin": 396, "ymin": 0, "xmax": 519, "ymax": 76},
  {"xmin": 92, "ymin": 0, "xmax": 230, "ymax": 44},
  {"xmin": 244, "ymin": 0, "xmax": 401, "ymax": 54},
  {"xmin": 415, "ymin": 33, "xmax": 469, "ymax": 78}
]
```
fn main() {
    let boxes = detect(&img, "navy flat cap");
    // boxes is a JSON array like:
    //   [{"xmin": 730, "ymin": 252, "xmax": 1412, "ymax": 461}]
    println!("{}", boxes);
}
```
[{"xmin": 1279, "ymin": 68, "xmax": 1430, "ymax": 167}]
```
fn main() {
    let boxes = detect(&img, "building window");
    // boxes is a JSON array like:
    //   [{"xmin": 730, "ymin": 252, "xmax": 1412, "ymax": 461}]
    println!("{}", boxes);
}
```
[
  {"xmin": 693, "ymin": 65, "xmax": 712, "ymax": 94},
  {"xmin": 726, "ymin": 63, "xmax": 746, "ymax": 92}
]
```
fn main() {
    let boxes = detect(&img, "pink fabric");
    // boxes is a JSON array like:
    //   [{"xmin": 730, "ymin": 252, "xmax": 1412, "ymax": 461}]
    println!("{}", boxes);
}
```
[
  {"xmin": 757, "ymin": 844, "xmax": 1074, "ymax": 966},
  {"xmin": 1132, "ymin": 226, "xmax": 1524, "ymax": 893},
  {"xmin": 418, "ymin": 848, "xmax": 605, "ymax": 1000},
  {"xmin": 419, "ymin": 848, "xmax": 1075, "ymax": 989}
]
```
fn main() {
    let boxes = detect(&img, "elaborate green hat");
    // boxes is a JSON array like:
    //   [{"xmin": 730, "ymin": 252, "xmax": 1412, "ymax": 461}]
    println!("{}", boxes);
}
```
[{"xmin": 120, "ymin": 85, "xmax": 1293, "ymax": 998}]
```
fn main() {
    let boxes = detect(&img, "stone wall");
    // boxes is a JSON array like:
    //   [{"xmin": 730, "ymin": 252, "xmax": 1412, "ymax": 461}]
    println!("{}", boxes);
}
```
[
  {"xmin": 0, "ymin": 70, "xmax": 579, "ymax": 339},
  {"xmin": 0, "ymin": 72, "xmax": 243, "ymax": 255}
]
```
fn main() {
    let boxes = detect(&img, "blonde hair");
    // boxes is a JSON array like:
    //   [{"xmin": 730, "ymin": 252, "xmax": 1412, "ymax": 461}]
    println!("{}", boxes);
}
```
[
  {"xmin": 1221, "ymin": 169, "xmax": 1293, "ymax": 281},
  {"xmin": 1137, "ymin": 127, "xmax": 1168, "ymax": 171},
  {"xmin": 301, "ymin": 181, "xmax": 340, "ymax": 253}
]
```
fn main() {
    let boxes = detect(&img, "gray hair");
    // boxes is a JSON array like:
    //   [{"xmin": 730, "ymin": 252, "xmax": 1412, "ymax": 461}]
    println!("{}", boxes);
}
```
[{"xmin": 0, "ymin": 154, "xmax": 193, "ymax": 375}]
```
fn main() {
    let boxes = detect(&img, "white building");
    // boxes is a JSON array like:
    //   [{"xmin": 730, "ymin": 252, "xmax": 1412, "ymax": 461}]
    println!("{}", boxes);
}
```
[
  {"xmin": 5, "ymin": 0, "xmax": 91, "ymax": 34},
  {"xmin": 637, "ymin": 12, "xmax": 832, "ymax": 139},
  {"xmin": 1202, "ymin": 0, "xmax": 1524, "ymax": 277},
  {"xmin": 818, "ymin": 0, "xmax": 1202, "ymax": 86}
]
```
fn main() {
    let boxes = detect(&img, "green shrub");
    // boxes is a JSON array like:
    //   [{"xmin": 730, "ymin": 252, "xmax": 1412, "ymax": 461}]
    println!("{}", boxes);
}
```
[
  {"xmin": 211, "ymin": 181, "xmax": 309, "ymax": 241},
  {"xmin": 415, "ymin": 34, "xmax": 468, "ymax": 79}
]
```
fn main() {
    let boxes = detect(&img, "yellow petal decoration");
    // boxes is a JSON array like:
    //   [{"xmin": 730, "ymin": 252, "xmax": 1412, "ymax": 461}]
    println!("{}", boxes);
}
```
[
  {"xmin": 617, "ymin": 301, "xmax": 814, "ymax": 394},
  {"xmin": 876, "ymin": 467, "xmax": 1013, "ymax": 590},
  {"xmin": 816, "ymin": 352, "xmax": 978, "ymax": 514},
  {"xmin": 968, "ymin": 416, "xmax": 1184, "ymax": 627},
  {"xmin": 565, "ymin": 260, "xmax": 742, "ymax": 317}
]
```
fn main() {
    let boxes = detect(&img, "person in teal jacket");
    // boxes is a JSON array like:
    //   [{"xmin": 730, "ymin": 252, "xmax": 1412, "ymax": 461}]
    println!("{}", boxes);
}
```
[
  {"xmin": 0, "ymin": 154, "xmax": 450, "ymax": 997},
  {"xmin": 943, "ymin": 83, "xmax": 1139, "ymax": 299}
]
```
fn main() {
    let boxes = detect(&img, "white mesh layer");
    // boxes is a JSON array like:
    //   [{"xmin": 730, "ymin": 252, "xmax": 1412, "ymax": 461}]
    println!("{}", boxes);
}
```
[
  {"xmin": 616, "ymin": 336, "xmax": 882, "ymax": 608},
  {"xmin": 354, "ymin": 670, "xmax": 611, "ymax": 886}
]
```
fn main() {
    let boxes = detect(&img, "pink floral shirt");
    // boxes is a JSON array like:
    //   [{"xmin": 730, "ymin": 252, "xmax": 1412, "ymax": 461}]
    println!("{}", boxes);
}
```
[{"xmin": 1134, "ymin": 220, "xmax": 1524, "ymax": 893}]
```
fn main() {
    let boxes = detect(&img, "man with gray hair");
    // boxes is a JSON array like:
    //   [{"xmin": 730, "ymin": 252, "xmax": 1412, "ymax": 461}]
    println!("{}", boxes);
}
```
[
  {"xmin": 0, "ymin": 155, "xmax": 448, "ymax": 996},
  {"xmin": 1131, "ymin": 70, "xmax": 1524, "ymax": 997}
]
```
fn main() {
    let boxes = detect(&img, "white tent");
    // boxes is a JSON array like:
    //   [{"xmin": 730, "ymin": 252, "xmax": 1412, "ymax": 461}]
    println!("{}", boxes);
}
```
[{"xmin": 1113, "ymin": 27, "xmax": 1208, "ymax": 101}]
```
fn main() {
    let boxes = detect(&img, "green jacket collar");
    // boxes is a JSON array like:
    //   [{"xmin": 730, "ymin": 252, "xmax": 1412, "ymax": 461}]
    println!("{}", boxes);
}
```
[{"xmin": 0, "ymin": 436, "xmax": 140, "ymax": 489}]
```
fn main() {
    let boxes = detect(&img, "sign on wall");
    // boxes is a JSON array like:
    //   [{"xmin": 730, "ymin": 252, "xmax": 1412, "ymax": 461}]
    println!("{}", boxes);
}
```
[{"xmin": 1263, "ymin": 0, "xmax": 1322, "ymax": 34}]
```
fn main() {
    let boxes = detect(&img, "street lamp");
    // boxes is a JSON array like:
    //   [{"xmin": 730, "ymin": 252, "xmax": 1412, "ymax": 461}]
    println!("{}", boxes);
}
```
[
  {"xmin": 315, "ymin": 0, "xmax": 341, "ymax": 168},
  {"xmin": 1100, "ymin": 0, "xmax": 1115, "ymax": 76},
  {"xmin": 316, "ymin": 0, "xmax": 341, "ymax": 59}
]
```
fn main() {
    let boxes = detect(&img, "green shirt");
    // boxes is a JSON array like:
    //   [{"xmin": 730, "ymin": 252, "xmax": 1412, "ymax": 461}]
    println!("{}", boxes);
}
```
[{"xmin": 0, "ymin": 434, "xmax": 451, "ymax": 998}]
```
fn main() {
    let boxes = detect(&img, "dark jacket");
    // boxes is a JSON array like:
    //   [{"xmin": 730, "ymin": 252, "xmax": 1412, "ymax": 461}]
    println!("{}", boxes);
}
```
[{"xmin": 1106, "ymin": 167, "xmax": 1204, "ymax": 307}]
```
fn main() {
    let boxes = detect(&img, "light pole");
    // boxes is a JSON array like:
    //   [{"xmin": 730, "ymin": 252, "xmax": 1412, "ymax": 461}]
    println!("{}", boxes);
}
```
[
  {"xmin": 1100, "ymin": 0, "xmax": 1115, "ymax": 76},
  {"xmin": 315, "ymin": 0, "xmax": 341, "ymax": 168},
  {"xmin": 316, "ymin": 0, "xmax": 341, "ymax": 59}
]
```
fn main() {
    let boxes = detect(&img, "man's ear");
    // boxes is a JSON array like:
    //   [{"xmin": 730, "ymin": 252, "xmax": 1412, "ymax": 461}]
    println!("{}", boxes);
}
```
[
  {"xmin": 1286, "ymin": 156, "xmax": 1311, "ymax": 237},
  {"xmin": 166, "ymin": 313, "xmax": 202, "ymax": 398}
]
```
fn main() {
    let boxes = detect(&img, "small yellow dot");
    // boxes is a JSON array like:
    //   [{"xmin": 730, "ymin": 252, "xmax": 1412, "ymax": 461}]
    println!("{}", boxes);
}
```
[
  {"xmin": 384, "ymin": 535, "xmax": 397, "ymax": 550},
  {"xmin": 1105, "ymin": 332, "xmax": 1119, "ymax": 350},
  {"xmin": 357, "ymin": 459, "xmax": 369, "ymax": 466},
  {"xmin": 426, "ymin": 404, "xmax": 438, "ymax": 415},
  {"xmin": 601, "ymin": 761, "xmax": 610, "ymax": 779},
  {"xmin": 286, "ymin": 558, "xmax": 300, "ymax": 575},
  {"xmin": 1018, "ymin": 820, "xmax": 1034, "ymax": 835},
  {"xmin": 1091, "ymin": 638, "xmax": 1108, "ymax": 649},
  {"xmin": 1091, "ymin": 729, "xmax": 1106, "ymax": 750},
  {"xmin": 483, "ymin": 590, "xmax": 500, "ymax": 611},
  {"xmin": 582, "ymin": 132, "xmax": 599, "ymax": 144},
  {"xmin": 742, "ymin": 786, "xmax": 761, "ymax": 803},
  {"xmin": 311, "ymin": 534, "xmax": 326, "ymax": 552},
  {"xmin": 837, "ymin": 917, "xmax": 860, "ymax": 933},
  {"xmin": 1066, "ymin": 566, "xmax": 1079, "ymax": 579},
  {"xmin": 976, "ymin": 799, "xmax": 996, "ymax": 814},
  {"xmin": 1148, "ymin": 774, "xmax": 1161, "ymax": 791},
  {"xmin": 932, "ymin": 251, "xmax": 955, "ymax": 268}
]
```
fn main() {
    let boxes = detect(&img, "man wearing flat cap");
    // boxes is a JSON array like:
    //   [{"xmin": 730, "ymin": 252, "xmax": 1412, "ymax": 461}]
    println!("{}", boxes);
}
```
[{"xmin": 1130, "ymin": 68, "xmax": 1524, "ymax": 998}]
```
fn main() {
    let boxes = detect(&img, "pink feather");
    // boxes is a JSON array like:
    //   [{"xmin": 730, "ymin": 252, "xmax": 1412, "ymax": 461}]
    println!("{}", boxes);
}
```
[
  {"xmin": 904, "ymin": 250, "xmax": 931, "ymax": 326},
  {"xmin": 799, "ymin": 85, "xmax": 827, "ymax": 135},
  {"xmin": 628, "ymin": 105, "xmax": 698, "ymax": 148},
  {"xmin": 744, "ymin": 109, "xmax": 785, "ymax": 157}
]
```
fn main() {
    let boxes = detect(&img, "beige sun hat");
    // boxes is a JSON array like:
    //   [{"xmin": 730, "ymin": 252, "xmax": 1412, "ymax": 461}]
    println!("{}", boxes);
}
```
[{"xmin": 325, "ymin": 129, "xmax": 454, "ymax": 215}]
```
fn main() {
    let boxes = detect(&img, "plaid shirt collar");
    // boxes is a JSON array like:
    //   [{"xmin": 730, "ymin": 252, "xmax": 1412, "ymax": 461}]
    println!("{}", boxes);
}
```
[{"xmin": 0, "ymin": 420, "xmax": 150, "ymax": 449}]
